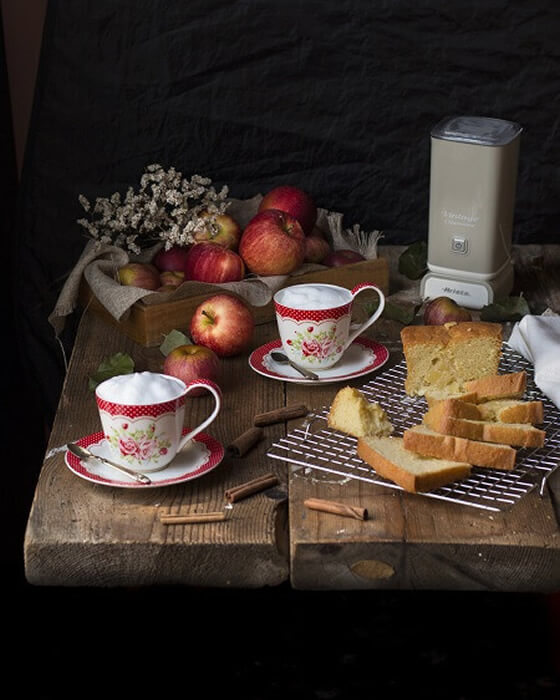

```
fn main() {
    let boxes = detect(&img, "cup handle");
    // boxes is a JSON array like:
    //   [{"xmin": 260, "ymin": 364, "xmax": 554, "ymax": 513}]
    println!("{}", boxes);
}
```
[
  {"xmin": 344, "ymin": 283, "xmax": 385, "ymax": 350},
  {"xmin": 177, "ymin": 379, "xmax": 222, "ymax": 451}
]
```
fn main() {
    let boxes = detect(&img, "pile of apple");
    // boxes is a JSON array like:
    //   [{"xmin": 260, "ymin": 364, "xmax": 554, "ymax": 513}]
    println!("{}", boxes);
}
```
[
  {"xmin": 117, "ymin": 185, "xmax": 366, "ymax": 290},
  {"xmin": 161, "ymin": 292, "xmax": 255, "ymax": 395}
]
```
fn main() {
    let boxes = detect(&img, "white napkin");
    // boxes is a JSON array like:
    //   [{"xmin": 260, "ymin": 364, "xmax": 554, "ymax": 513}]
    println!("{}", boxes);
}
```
[{"xmin": 507, "ymin": 314, "xmax": 560, "ymax": 408}]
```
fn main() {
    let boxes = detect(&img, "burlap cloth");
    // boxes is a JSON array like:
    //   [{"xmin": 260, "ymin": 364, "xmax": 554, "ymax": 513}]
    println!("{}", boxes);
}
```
[{"xmin": 49, "ymin": 195, "xmax": 383, "ymax": 336}]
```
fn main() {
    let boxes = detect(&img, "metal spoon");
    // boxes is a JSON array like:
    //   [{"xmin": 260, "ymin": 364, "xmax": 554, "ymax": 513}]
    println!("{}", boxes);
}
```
[
  {"xmin": 67, "ymin": 443, "xmax": 152, "ymax": 484},
  {"xmin": 270, "ymin": 352, "xmax": 319, "ymax": 380}
]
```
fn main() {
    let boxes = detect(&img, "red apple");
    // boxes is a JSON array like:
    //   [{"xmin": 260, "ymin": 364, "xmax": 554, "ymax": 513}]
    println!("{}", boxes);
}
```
[
  {"xmin": 423, "ymin": 296, "xmax": 472, "ymax": 325},
  {"xmin": 118, "ymin": 262, "xmax": 161, "ymax": 290},
  {"xmin": 322, "ymin": 249, "xmax": 365, "ymax": 267},
  {"xmin": 163, "ymin": 344, "xmax": 221, "ymax": 397},
  {"xmin": 152, "ymin": 245, "xmax": 192, "ymax": 272},
  {"xmin": 193, "ymin": 213, "xmax": 242, "ymax": 250},
  {"xmin": 239, "ymin": 209, "xmax": 305, "ymax": 276},
  {"xmin": 184, "ymin": 242, "xmax": 245, "ymax": 283},
  {"xmin": 304, "ymin": 234, "xmax": 331, "ymax": 263},
  {"xmin": 159, "ymin": 270, "xmax": 185, "ymax": 288},
  {"xmin": 258, "ymin": 185, "xmax": 317, "ymax": 235},
  {"xmin": 190, "ymin": 294, "xmax": 254, "ymax": 357}
]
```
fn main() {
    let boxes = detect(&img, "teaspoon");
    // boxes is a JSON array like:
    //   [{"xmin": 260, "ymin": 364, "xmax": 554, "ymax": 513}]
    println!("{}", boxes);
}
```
[
  {"xmin": 270, "ymin": 352, "xmax": 319, "ymax": 380},
  {"xmin": 67, "ymin": 443, "xmax": 152, "ymax": 484}
]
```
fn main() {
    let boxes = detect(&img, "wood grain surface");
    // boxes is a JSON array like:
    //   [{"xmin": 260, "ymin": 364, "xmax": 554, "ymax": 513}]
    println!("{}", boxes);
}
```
[
  {"xmin": 288, "ymin": 245, "xmax": 560, "ymax": 591},
  {"xmin": 23, "ymin": 245, "xmax": 560, "ymax": 591}
]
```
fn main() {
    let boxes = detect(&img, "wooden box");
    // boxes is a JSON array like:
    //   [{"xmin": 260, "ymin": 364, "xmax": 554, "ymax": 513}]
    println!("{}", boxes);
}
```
[{"xmin": 78, "ymin": 257, "xmax": 389, "ymax": 347}]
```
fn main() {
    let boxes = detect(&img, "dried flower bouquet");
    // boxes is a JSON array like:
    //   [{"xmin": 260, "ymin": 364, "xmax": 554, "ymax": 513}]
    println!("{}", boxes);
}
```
[{"xmin": 77, "ymin": 163, "xmax": 229, "ymax": 255}]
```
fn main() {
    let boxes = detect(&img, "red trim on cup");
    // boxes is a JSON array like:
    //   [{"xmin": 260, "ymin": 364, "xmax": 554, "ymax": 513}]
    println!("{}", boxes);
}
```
[
  {"xmin": 96, "ymin": 395, "xmax": 186, "ymax": 418},
  {"xmin": 274, "ymin": 300, "xmax": 351, "ymax": 322}
]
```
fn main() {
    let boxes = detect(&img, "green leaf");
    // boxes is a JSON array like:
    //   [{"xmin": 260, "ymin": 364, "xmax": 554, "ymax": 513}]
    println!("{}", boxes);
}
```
[
  {"xmin": 88, "ymin": 352, "xmax": 135, "ymax": 391},
  {"xmin": 480, "ymin": 295, "xmax": 531, "ymax": 322},
  {"xmin": 398, "ymin": 241, "xmax": 428, "ymax": 280},
  {"xmin": 382, "ymin": 300, "xmax": 422, "ymax": 325},
  {"xmin": 361, "ymin": 299, "xmax": 420, "ymax": 325},
  {"xmin": 159, "ymin": 329, "xmax": 191, "ymax": 356}
]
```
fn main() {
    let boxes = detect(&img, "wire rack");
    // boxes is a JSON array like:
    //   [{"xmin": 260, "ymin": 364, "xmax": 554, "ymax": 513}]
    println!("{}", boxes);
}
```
[{"xmin": 266, "ymin": 345, "xmax": 560, "ymax": 511}]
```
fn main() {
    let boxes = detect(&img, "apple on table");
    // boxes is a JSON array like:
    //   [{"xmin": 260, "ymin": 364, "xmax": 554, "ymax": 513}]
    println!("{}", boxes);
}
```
[
  {"xmin": 163, "ymin": 344, "xmax": 221, "ymax": 397},
  {"xmin": 190, "ymin": 294, "xmax": 255, "ymax": 357},
  {"xmin": 423, "ymin": 296, "xmax": 472, "ymax": 325}
]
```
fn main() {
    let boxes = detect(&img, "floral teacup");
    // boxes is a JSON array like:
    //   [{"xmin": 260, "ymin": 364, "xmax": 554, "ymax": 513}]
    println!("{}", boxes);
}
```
[
  {"xmin": 273, "ymin": 282, "xmax": 385, "ymax": 371},
  {"xmin": 95, "ymin": 372, "xmax": 221, "ymax": 472}
]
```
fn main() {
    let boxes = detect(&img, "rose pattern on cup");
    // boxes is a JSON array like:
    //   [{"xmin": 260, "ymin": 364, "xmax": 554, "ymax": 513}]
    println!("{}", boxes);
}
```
[
  {"xmin": 286, "ymin": 324, "xmax": 346, "ymax": 364},
  {"xmin": 104, "ymin": 420, "xmax": 173, "ymax": 467}
]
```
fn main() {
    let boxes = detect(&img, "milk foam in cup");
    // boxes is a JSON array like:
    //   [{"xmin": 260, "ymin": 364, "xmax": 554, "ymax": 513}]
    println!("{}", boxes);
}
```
[
  {"xmin": 277, "ymin": 284, "xmax": 349, "ymax": 311},
  {"xmin": 96, "ymin": 371, "xmax": 186, "ymax": 404},
  {"xmin": 273, "ymin": 282, "xmax": 385, "ymax": 371},
  {"xmin": 95, "ymin": 371, "xmax": 221, "ymax": 472}
]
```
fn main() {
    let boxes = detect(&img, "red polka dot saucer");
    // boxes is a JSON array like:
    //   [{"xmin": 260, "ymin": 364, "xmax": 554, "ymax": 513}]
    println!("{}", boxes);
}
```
[{"xmin": 249, "ymin": 337, "xmax": 389, "ymax": 385}]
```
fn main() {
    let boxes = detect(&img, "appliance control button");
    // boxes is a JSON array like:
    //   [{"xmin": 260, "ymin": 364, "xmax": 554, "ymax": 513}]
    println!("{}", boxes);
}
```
[{"xmin": 451, "ymin": 236, "xmax": 468, "ymax": 254}]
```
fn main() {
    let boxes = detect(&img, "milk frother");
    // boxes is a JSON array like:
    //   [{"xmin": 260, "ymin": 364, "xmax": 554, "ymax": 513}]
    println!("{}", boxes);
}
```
[{"xmin": 421, "ymin": 115, "xmax": 522, "ymax": 308}]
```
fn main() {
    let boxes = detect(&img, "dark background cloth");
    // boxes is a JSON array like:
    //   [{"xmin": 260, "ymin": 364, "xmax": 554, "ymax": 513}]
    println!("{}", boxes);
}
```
[
  {"xmin": 12, "ymin": 0, "xmax": 560, "ymax": 431},
  {"xmin": 5, "ymin": 4, "xmax": 560, "ymax": 695}
]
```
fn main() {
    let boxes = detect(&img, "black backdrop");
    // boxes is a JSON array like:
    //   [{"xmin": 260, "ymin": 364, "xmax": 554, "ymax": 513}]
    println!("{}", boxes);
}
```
[
  {"xmin": 13, "ymin": 0, "xmax": 560, "ymax": 428},
  {"xmin": 6, "ymin": 4, "xmax": 560, "ymax": 694}
]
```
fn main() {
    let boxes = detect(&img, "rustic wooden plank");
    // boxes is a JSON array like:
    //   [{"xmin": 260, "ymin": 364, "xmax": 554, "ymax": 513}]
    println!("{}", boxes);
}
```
[
  {"xmin": 287, "ymin": 244, "xmax": 560, "ymax": 591},
  {"xmin": 24, "ymin": 312, "xmax": 290, "ymax": 587}
]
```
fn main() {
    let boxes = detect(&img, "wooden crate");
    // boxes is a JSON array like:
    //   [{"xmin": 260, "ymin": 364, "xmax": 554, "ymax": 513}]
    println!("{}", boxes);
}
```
[{"xmin": 78, "ymin": 257, "xmax": 389, "ymax": 347}]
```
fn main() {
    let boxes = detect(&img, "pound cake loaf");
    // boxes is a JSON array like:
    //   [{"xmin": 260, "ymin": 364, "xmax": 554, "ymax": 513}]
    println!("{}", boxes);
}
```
[
  {"xmin": 403, "ymin": 425, "xmax": 517, "ymax": 471},
  {"xmin": 327, "ymin": 386, "xmax": 393, "ymax": 438},
  {"xmin": 401, "ymin": 322, "xmax": 502, "ymax": 397},
  {"xmin": 357, "ymin": 436, "xmax": 471, "ymax": 493}
]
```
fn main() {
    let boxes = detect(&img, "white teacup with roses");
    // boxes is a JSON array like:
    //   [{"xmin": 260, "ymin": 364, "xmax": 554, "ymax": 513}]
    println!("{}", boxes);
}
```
[
  {"xmin": 95, "ymin": 371, "xmax": 221, "ymax": 472},
  {"xmin": 273, "ymin": 282, "xmax": 385, "ymax": 371}
]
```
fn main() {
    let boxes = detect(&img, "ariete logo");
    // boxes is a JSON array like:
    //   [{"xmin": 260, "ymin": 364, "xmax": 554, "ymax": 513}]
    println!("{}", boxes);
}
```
[{"xmin": 443, "ymin": 287, "xmax": 470, "ymax": 296}]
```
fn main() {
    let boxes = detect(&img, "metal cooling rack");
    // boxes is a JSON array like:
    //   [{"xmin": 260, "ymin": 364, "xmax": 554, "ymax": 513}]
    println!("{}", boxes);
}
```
[{"xmin": 266, "ymin": 345, "xmax": 560, "ymax": 511}]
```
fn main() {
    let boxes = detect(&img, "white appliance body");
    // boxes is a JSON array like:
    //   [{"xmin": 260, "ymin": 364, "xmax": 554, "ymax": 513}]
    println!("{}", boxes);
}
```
[{"xmin": 421, "ymin": 116, "xmax": 522, "ymax": 309}]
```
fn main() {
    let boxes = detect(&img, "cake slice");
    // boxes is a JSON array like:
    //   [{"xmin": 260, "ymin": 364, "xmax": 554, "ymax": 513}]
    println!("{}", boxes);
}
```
[
  {"xmin": 401, "ymin": 321, "xmax": 502, "ymax": 397},
  {"xmin": 462, "ymin": 371, "xmax": 526, "ymax": 402},
  {"xmin": 424, "ymin": 396, "xmax": 544, "ymax": 429},
  {"xmin": 327, "ymin": 386, "xmax": 393, "ymax": 438},
  {"xmin": 475, "ymin": 399, "xmax": 544, "ymax": 425},
  {"xmin": 357, "ymin": 436, "xmax": 471, "ymax": 493},
  {"xmin": 425, "ymin": 389, "xmax": 478, "ymax": 407},
  {"xmin": 403, "ymin": 425, "xmax": 517, "ymax": 471},
  {"xmin": 423, "ymin": 411, "xmax": 546, "ymax": 448}
]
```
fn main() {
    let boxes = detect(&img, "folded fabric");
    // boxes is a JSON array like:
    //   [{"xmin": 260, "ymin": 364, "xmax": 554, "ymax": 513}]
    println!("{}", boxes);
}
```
[{"xmin": 507, "ymin": 315, "xmax": 560, "ymax": 408}]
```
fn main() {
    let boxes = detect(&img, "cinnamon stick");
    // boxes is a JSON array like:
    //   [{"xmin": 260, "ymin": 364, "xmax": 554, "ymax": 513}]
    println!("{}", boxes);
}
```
[
  {"xmin": 304, "ymin": 498, "xmax": 368, "ymax": 521},
  {"xmin": 225, "ymin": 472, "xmax": 280, "ymax": 503},
  {"xmin": 254, "ymin": 404, "xmax": 308, "ymax": 426},
  {"xmin": 226, "ymin": 426, "xmax": 264, "ymax": 457},
  {"xmin": 159, "ymin": 511, "xmax": 227, "ymax": 525}
]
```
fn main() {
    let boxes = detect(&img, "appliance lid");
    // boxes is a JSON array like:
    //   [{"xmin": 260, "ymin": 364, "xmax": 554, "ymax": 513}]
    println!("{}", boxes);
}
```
[{"xmin": 431, "ymin": 116, "xmax": 522, "ymax": 146}]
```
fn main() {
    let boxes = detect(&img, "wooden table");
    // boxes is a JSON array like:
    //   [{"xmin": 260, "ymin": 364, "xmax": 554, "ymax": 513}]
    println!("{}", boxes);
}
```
[{"xmin": 23, "ymin": 245, "xmax": 560, "ymax": 591}]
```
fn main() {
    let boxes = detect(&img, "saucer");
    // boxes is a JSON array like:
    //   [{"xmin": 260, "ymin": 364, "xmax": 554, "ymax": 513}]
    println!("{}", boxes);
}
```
[
  {"xmin": 65, "ymin": 429, "xmax": 224, "ymax": 489},
  {"xmin": 248, "ymin": 337, "xmax": 389, "ymax": 385}
]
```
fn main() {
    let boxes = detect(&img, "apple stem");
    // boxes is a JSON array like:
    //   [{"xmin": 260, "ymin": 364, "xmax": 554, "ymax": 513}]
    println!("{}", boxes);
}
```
[{"xmin": 201, "ymin": 310, "xmax": 214, "ymax": 322}]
